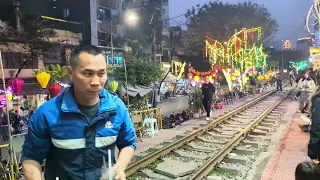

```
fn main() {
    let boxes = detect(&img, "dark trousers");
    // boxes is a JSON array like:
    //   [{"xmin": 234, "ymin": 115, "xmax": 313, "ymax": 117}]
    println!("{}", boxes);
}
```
[
  {"xmin": 203, "ymin": 98, "xmax": 212, "ymax": 117},
  {"xmin": 296, "ymin": 91, "xmax": 301, "ymax": 97},
  {"xmin": 277, "ymin": 84, "xmax": 282, "ymax": 92}
]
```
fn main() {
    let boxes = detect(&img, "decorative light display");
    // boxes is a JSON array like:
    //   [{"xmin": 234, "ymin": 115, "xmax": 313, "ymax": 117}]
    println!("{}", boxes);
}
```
[
  {"xmin": 171, "ymin": 60, "xmax": 186, "ymax": 80},
  {"xmin": 205, "ymin": 27, "xmax": 266, "ymax": 70},
  {"xmin": 204, "ymin": 27, "xmax": 267, "ymax": 90},
  {"xmin": 289, "ymin": 61, "xmax": 308, "ymax": 71},
  {"xmin": 305, "ymin": 0, "xmax": 320, "ymax": 35}
]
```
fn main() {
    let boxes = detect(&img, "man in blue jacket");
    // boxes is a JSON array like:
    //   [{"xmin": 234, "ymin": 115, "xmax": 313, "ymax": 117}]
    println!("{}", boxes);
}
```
[{"xmin": 21, "ymin": 45, "xmax": 136, "ymax": 180}]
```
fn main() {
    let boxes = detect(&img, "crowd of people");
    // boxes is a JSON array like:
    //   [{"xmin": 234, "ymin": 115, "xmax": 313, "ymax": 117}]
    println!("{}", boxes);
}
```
[{"xmin": 291, "ymin": 69, "xmax": 320, "ymax": 179}]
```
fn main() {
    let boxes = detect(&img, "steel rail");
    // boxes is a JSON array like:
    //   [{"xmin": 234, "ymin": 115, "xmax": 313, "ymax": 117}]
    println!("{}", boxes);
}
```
[
  {"xmin": 125, "ymin": 90, "xmax": 277, "ymax": 177},
  {"xmin": 190, "ymin": 90, "xmax": 292, "ymax": 180}
]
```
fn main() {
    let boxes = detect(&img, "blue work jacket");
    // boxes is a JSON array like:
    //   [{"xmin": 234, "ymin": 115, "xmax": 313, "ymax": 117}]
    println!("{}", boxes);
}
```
[{"xmin": 21, "ymin": 86, "xmax": 136, "ymax": 180}]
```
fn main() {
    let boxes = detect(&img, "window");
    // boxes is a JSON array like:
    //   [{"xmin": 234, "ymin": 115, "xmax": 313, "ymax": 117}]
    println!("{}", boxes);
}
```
[
  {"xmin": 97, "ymin": 31, "xmax": 111, "ymax": 46},
  {"xmin": 97, "ymin": 7, "xmax": 111, "ymax": 22},
  {"xmin": 63, "ymin": 8, "xmax": 70, "ymax": 18},
  {"xmin": 1, "ymin": 52, "xmax": 38, "ymax": 69},
  {"xmin": 162, "ymin": 9, "xmax": 165, "ymax": 15}
]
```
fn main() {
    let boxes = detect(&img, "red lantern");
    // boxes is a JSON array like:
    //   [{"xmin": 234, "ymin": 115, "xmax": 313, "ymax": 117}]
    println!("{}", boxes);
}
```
[
  {"xmin": 8, "ymin": 78, "xmax": 24, "ymax": 95},
  {"xmin": 200, "ymin": 77, "xmax": 205, "ymax": 83},
  {"xmin": 187, "ymin": 73, "xmax": 193, "ymax": 80},
  {"xmin": 48, "ymin": 83, "xmax": 61, "ymax": 98}
]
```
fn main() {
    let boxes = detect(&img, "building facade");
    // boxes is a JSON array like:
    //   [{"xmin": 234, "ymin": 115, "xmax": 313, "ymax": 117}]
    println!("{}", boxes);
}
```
[
  {"xmin": 297, "ymin": 37, "xmax": 311, "ymax": 56},
  {"xmin": 283, "ymin": 40, "xmax": 292, "ymax": 51},
  {"xmin": 126, "ymin": 0, "xmax": 169, "ymax": 28},
  {"xmin": 0, "ymin": 29, "xmax": 82, "ymax": 79}
]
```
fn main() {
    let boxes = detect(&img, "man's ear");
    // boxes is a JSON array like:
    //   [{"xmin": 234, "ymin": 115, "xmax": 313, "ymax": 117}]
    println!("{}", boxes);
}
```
[{"xmin": 67, "ymin": 66, "xmax": 73, "ymax": 80}]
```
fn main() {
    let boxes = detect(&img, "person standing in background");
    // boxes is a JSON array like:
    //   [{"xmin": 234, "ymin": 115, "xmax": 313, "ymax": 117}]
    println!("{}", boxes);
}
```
[
  {"xmin": 202, "ymin": 76, "xmax": 215, "ymax": 121},
  {"xmin": 247, "ymin": 74, "xmax": 257, "ymax": 96},
  {"xmin": 298, "ymin": 72, "xmax": 316, "ymax": 113},
  {"xmin": 290, "ymin": 71, "xmax": 295, "ymax": 87},
  {"xmin": 276, "ymin": 73, "xmax": 283, "ymax": 92}
]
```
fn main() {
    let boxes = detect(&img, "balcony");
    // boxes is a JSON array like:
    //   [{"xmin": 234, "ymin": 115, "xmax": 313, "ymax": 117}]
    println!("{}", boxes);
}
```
[{"xmin": 98, "ymin": 0, "xmax": 116, "ymax": 10}]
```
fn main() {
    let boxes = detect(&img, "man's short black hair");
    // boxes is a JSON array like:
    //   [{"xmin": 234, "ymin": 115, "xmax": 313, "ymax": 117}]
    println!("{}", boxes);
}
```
[
  {"xmin": 295, "ymin": 161, "xmax": 320, "ymax": 180},
  {"xmin": 69, "ymin": 45, "xmax": 103, "ymax": 68}
]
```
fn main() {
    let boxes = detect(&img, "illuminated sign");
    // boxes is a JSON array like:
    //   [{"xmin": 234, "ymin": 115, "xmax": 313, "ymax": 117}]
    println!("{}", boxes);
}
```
[{"xmin": 310, "ymin": 48, "xmax": 320, "ymax": 55}]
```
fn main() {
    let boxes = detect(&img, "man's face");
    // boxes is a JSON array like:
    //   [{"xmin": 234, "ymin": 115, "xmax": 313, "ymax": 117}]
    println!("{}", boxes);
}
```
[
  {"xmin": 205, "ymin": 76, "xmax": 210, "ymax": 83},
  {"xmin": 68, "ymin": 52, "xmax": 107, "ymax": 101}
]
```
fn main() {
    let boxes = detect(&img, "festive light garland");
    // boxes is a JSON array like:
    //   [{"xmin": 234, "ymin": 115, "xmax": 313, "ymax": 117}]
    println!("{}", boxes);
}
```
[
  {"xmin": 205, "ymin": 27, "xmax": 266, "ymax": 70},
  {"xmin": 203, "ymin": 27, "xmax": 267, "ymax": 90}
]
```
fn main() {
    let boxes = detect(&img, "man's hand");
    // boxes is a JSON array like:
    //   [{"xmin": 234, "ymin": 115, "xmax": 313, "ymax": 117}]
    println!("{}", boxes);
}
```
[
  {"xmin": 114, "ymin": 166, "xmax": 126, "ymax": 180},
  {"xmin": 312, "ymin": 159, "xmax": 319, "ymax": 164},
  {"xmin": 100, "ymin": 165, "xmax": 126, "ymax": 180}
]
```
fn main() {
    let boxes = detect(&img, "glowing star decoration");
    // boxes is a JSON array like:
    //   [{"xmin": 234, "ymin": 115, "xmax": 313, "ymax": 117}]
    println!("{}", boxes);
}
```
[
  {"xmin": 36, "ymin": 72, "xmax": 51, "ymax": 89},
  {"xmin": 171, "ymin": 60, "xmax": 186, "ymax": 80}
]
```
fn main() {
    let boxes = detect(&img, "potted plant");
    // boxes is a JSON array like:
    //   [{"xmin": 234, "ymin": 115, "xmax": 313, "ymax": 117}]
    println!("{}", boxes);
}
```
[{"xmin": 188, "ymin": 88, "xmax": 203, "ymax": 119}]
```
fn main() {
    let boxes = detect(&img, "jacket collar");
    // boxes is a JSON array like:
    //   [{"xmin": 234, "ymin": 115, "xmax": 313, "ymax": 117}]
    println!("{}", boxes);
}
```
[{"xmin": 60, "ymin": 84, "xmax": 117, "ymax": 114}]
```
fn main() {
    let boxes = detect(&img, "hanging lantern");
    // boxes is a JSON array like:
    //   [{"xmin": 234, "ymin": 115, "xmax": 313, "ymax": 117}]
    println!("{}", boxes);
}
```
[
  {"xmin": 194, "ymin": 75, "xmax": 200, "ymax": 82},
  {"xmin": 198, "ymin": 82, "xmax": 203, "ymax": 88},
  {"xmin": 36, "ymin": 72, "xmax": 51, "ymax": 89},
  {"xmin": 7, "ymin": 93, "xmax": 12, "ymax": 101},
  {"xmin": 109, "ymin": 80, "xmax": 119, "ymax": 92},
  {"xmin": 200, "ymin": 77, "xmax": 205, "ymax": 83},
  {"xmin": 187, "ymin": 73, "xmax": 193, "ymax": 80},
  {"xmin": 208, "ymin": 75, "xmax": 213, "ymax": 80},
  {"xmin": 210, "ymin": 79, "xmax": 214, "ymax": 84},
  {"xmin": 190, "ymin": 80, "xmax": 196, "ymax": 87},
  {"xmin": 48, "ymin": 83, "xmax": 61, "ymax": 98},
  {"xmin": 8, "ymin": 78, "xmax": 24, "ymax": 95}
]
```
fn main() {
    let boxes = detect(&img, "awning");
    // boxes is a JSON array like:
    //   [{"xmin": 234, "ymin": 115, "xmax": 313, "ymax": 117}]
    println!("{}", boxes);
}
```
[{"xmin": 121, "ymin": 84, "xmax": 153, "ymax": 97}]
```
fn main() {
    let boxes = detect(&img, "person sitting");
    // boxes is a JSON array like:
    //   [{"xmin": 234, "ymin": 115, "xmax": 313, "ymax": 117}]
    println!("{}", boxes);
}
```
[{"xmin": 295, "ymin": 161, "xmax": 320, "ymax": 180}]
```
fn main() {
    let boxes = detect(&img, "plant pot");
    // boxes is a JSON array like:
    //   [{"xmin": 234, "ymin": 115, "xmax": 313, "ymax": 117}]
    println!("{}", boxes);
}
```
[
  {"xmin": 193, "ymin": 109, "xmax": 201, "ymax": 119},
  {"xmin": 193, "ymin": 112, "xmax": 200, "ymax": 119}
]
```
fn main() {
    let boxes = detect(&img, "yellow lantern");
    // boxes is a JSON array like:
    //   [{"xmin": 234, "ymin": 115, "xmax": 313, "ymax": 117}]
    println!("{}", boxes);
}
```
[
  {"xmin": 231, "ymin": 76, "xmax": 235, "ymax": 80},
  {"xmin": 109, "ymin": 80, "xmax": 119, "ymax": 92},
  {"xmin": 194, "ymin": 75, "xmax": 200, "ymax": 82},
  {"xmin": 7, "ymin": 93, "xmax": 12, "ymax": 101},
  {"xmin": 36, "ymin": 72, "xmax": 51, "ymax": 89}
]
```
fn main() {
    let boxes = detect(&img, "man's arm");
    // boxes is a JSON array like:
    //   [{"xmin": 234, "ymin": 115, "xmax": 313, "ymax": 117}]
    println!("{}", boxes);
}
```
[
  {"xmin": 116, "ymin": 107, "xmax": 137, "ymax": 171},
  {"xmin": 21, "ymin": 109, "xmax": 51, "ymax": 180}
]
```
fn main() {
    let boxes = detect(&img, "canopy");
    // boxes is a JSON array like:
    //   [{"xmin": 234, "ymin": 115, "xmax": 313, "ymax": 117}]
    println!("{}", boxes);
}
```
[{"xmin": 121, "ymin": 84, "xmax": 153, "ymax": 97}]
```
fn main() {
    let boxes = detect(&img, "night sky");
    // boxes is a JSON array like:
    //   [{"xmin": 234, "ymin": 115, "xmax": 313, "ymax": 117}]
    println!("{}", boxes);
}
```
[{"xmin": 169, "ymin": 0, "xmax": 312, "ymax": 43}]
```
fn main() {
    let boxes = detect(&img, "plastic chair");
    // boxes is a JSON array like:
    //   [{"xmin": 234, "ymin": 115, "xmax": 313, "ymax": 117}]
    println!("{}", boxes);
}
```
[{"xmin": 143, "ymin": 118, "xmax": 158, "ymax": 138}]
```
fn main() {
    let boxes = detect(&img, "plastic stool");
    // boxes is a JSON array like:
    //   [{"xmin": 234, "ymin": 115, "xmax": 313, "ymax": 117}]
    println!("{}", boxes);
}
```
[{"xmin": 143, "ymin": 118, "xmax": 158, "ymax": 138}]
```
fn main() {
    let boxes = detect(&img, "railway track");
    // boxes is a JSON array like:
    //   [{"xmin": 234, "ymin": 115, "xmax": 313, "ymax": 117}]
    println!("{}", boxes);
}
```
[{"xmin": 126, "ymin": 89, "xmax": 291, "ymax": 180}]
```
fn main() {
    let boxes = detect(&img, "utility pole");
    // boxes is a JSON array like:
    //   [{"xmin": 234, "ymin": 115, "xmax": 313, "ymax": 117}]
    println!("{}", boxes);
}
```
[
  {"xmin": 152, "ymin": 27, "xmax": 156, "ymax": 61},
  {"xmin": 281, "ymin": 53, "xmax": 284, "ymax": 73},
  {"xmin": 111, "ymin": 17, "xmax": 114, "ymax": 64}
]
